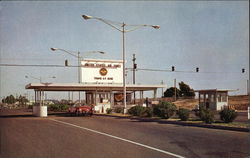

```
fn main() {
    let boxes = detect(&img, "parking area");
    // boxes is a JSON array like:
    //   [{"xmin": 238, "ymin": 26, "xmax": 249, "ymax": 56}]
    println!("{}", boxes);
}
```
[{"xmin": 0, "ymin": 109, "xmax": 249, "ymax": 158}]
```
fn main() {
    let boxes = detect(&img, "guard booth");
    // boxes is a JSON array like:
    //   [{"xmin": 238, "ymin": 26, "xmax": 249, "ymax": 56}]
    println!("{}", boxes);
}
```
[
  {"xmin": 196, "ymin": 89, "xmax": 231, "ymax": 111},
  {"xmin": 86, "ymin": 91, "xmax": 132, "ymax": 113}
]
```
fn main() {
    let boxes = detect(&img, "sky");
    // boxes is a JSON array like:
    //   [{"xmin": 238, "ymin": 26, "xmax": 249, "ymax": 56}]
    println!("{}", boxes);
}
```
[{"xmin": 0, "ymin": 1, "xmax": 249, "ymax": 101}]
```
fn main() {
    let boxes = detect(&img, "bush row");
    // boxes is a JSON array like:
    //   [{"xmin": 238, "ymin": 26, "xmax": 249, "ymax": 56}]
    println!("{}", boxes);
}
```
[
  {"xmin": 128, "ymin": 106, "xmax": 152, "ymax": 117},
  {"xmin": 128, "ymin": 102, "xmax": 177, "ymax": 119},
  {"xmin": 195, "ymin": 105, "xmax": 238, "ymax": 124},
  {"xmin": 27, "ymin": 104, "xmax": 69, "ymax": 112},
  {"xmin": 125, "ymin": 102, "xmax": 238, "ymax": 124},
  {"xmin": 48, "ymin": 104, "xmax": 69, "ymax": 112}
]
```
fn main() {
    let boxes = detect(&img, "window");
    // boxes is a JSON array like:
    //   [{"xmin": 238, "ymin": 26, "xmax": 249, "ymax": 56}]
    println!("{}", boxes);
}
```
[
  {"xmin": 210, "ymin": 94, "xmax": 215, "ymax": 102},
  {"xmin": 221, "ymin": 93, "xmax": 227, "ymax": 102},
  {"xmin": 205, "ymin": 94, "xmax": 209, "ymax": 102},
  {"xmin": 217, "ymin": 94, "xmax": 222, "ymax": 102}
]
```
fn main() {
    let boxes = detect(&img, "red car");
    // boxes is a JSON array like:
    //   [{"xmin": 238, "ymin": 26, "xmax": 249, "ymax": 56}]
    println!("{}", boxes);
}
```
[{"xmin": 68, "ymin": 104, "xmax": 93, "ymax": 116}]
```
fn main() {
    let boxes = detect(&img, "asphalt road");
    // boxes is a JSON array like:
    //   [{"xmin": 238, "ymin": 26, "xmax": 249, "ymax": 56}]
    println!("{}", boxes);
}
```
[{"xmin": 0, "ymin": 110, "xmax": 249, "ymax": 158}]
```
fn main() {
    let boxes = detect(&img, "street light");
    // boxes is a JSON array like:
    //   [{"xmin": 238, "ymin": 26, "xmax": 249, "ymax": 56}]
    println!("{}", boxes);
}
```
[
  {"xmin": 82, "ymin": 14, "xmax": 159, "ymax": 113},
  {"xmin": 50, "ymin": 47, "xmax": 105, "ymax": 103},
  {"xmin": 25, "ymin": 75, "xmax": 56, "ymax": 83}
]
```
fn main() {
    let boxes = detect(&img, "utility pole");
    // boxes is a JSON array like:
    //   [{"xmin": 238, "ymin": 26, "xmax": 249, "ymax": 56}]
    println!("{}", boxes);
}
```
[
  {"xmin": 174, "ymin": 79, "xmax": 176, "ymax": 101},
  {"xmin": 132, "ymin": 54, "xmax": 136, "ymax": 104},
  {"xmin": 161, "ymin": 80, "xmax": 164, "ymax": 97},
  {"xmin": 247, "ymin": 80, "xmax": 249, "ymax": 95},
  {"xmin": 78, "ymin": 51, "xmax": 81, "ymax": 104}
]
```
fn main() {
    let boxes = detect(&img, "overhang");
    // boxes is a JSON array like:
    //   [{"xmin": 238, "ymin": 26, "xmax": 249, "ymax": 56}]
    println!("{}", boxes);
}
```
[
  {"xmin": 25, "ymin": 83, "xmax": 165, "ymax": 92},
  {"xmin": 194, "ymin": 89, "xmax": 236, "ymax": 93}
]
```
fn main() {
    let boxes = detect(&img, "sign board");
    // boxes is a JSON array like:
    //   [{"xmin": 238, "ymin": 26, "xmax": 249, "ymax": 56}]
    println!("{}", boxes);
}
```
[
  {"xmin": 114, "ymin": 93, "xmax": 131, "ymax": 105},
  {"xmin": 81, "ymin": 59, "xmax": 123, "ymax": 84}
]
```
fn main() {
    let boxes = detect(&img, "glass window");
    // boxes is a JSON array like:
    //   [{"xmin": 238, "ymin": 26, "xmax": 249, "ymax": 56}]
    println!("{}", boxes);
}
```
[
  {"xmin": 221, "ymin": 93, "xmax": 227, "ymax": 102},
  {"xmin": 200, "ymin": 94, "xmax": 203, "ymax": 100},
  {"xmin": 217, "ymin": 94, "xmax": 222, "ymax": 102},
  {"xmin": 210, "ymin": 94, "xmax": 215, "ymax": 102},
  {"xmin": 205, "ymin": 94, "xmax": 209, "ymax": 102}
]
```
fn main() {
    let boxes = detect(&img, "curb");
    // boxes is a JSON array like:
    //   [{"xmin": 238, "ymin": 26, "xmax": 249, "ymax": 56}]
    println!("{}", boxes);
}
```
[{"xmin": 95, "ymin": 113, "xmax": 250, "ymax": 133}]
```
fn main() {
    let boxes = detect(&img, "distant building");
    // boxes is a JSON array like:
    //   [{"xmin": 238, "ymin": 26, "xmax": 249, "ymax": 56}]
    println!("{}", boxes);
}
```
[{"xmin": 195, "ymin": 89, "xmax": 234, "ymax": 111}]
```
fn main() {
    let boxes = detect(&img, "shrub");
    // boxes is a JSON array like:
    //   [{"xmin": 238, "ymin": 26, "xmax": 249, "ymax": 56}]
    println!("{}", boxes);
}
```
[
  {"xmin": 195, "ymin": 105, "xmax": 214, "ymax": 124},
  {"xmin": 177, "ymin": 108, "xmax": 190, "ymax": 121},
  {"xmin": 48, "ymin": 104, "xmax": 69, "ymax": 111},
  {"xmin": 59, "ymin": 104, "xmax": 69, "ymax": 111},
  {"xmin": 128, "ymin": 105, "xmax": 145, "ymax": 116},
  {"xmin": 194, "ymin": 105, "xmax": 206, "ymax": 118},
  {"xmin": 106, "ymin": 108, "xmax": 113, "ymax": 114},
  {"xmin": 219, "ymin": 108, "xmax": 238, "ymax": 123},
  {"xmin": 28, "ymin": 104, "xmax": 33, "ymax": 109},
  {"xmin": 200, "ymin": 109, "xmax": 214, "ymax": 124},
  {"xmin": 153, "ymin": 102, "xmax": 176, "ymax": 119},
  {"xmin": 128, "ymin": 106, "xmax": 153, "ymax": 117},
  {"xmin": 49, "ymin": 104, "xmax": 60, "ymax": 111},
  {"xmin": 143, "ymin": 107, "xmax": 153, "ymax": 117},
  {"xmin": 114, "ymin": 107, "xmax": 124, "ymax": 113}
]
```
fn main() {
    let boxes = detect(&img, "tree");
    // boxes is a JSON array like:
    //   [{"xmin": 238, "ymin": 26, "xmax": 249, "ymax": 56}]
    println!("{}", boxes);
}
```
[
  {"xmin": 164, "ymin": 87, "xmax": 181, "ymax": 97},
  {"xmin": 179, "ymin": 81, "xmax": 195, "ymax": 97},
  {"xmin": 2, "ymin": 95, "xmax": 16, "ymax": 104},
  {"xmin": 17, "ymin": 95, "xmax": 29, "ymax": 105}
]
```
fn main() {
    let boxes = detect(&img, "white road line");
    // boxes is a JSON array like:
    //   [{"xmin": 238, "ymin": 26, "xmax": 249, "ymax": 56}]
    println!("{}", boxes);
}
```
[{"xmin": 50, "ymin": 118, "xmax": 185, "ymax": 158}]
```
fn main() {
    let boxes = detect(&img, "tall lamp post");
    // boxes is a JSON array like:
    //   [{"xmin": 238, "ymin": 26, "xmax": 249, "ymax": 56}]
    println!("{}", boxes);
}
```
[
  {"xmin": 25, "ymin": 75, "xmax": 56, "ymax": 102},
  {"xmin": 25, "ymin": 75, "xmax": 56, "ymax": 83},
  {"xmin": 82, "ymin": 14, "xmax": 159, "ymax": 113},
  {"xmin": 50, "ymin": 47, "xmax": 105, "ymax": 103}
]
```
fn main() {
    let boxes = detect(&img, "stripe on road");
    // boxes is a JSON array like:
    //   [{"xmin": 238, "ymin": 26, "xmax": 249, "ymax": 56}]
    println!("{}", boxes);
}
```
[{"xmin": 50, "ymin": 118, "xmax": 185, "ymax": 158}]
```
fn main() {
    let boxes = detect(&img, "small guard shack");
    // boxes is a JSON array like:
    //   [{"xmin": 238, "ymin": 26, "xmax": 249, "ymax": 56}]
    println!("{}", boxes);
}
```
[{"xmin": 196, "ymin": 89, "xmax": 231, "ymax": 111}]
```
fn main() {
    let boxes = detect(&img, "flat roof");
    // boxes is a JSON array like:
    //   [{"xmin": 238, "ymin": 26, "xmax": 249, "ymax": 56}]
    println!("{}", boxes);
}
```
[
  {"xmin": 83, "ymin": 58, "xmax": 123, "ymax": 63},
  {"xmin": 194, "ymin": 89, "xmax": 236, "ymax": 92},
  {"xmin": 25, "ymin": 83, "xmax": 165, "ymax": 91}
]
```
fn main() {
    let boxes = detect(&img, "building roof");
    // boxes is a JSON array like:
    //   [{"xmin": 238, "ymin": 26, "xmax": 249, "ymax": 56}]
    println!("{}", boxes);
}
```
[
  {"xmin": 83, "ymin": 58, "xmax": 123, "ymax": 63},
  {"xmin": 25, "ymin": 83, "xmax": 165, "ymax": 92},
  {"xmin": 194, "ymin": 89, "xmax": 237, "ymax": 92}
]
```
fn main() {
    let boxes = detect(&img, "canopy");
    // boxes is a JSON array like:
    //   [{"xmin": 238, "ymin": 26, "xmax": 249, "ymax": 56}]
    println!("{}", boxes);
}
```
[{"xmin": 25, "ymin": 83, "xmax": 165, "ymax": 92}]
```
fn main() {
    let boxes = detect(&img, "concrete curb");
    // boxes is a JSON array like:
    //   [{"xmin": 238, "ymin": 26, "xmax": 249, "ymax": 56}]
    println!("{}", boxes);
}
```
[{"xmin": 95, "ymin": 113, "xmax": 250, "ymax": 133}]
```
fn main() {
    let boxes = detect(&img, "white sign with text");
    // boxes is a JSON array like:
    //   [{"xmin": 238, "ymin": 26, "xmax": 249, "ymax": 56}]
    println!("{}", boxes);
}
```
[{"xmin": 81, "ymin": 59, "xmax": 123, "ymax": 84}]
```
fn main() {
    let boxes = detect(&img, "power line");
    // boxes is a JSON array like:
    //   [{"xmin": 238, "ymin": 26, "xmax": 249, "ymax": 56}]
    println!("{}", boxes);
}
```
[
  {"xmin": 0, "ymin": 63, "xmax": 246, "ymax": 74},
  {"xmin": 0, "ymin": 64, "xmax": 76, "ymax": 68},
  {"xmin": 126, "ymin": 68, "xmax": 246, "ymax": 74},
  {"xmin": 0, "ymin": 58, "xmax": 62, "ymax": 61}
]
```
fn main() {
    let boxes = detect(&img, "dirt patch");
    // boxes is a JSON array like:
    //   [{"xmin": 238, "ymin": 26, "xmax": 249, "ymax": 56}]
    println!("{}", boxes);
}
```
[{"xmin": 156, "ymin": 95, "xmax": 249, "ymax": 110}]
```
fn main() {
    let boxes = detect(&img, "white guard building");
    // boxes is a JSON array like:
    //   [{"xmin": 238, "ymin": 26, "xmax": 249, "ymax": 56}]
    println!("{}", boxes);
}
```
[{"xmin": 195, "ymin": 89, "xmax": 234, "ymax": 111}]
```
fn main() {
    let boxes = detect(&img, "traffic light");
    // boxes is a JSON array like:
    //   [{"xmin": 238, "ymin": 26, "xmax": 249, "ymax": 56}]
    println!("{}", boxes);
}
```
[
  {"xmin": 242, "ymin": 68, "xmax": 245, "ymax": 73},
  {"xmin": 65, "ymin": 60, "xmax": 68, "ymax": 66},
  {"xmin": 134, "ymin": 63, "xmax": 137, "ymax": 69},
  {"xmin": 172, "ymin": 66, "xmax": 175, "ymax": 71},
  {"xmin": 196, "ymin": 67, "xmax": 199, "ymax": 72}
]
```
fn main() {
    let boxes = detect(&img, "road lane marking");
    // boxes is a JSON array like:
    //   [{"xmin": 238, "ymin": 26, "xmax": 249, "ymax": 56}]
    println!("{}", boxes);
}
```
[{"xmin": 50, "ymin": 118, "xmax": 185, "ymax": 158}]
